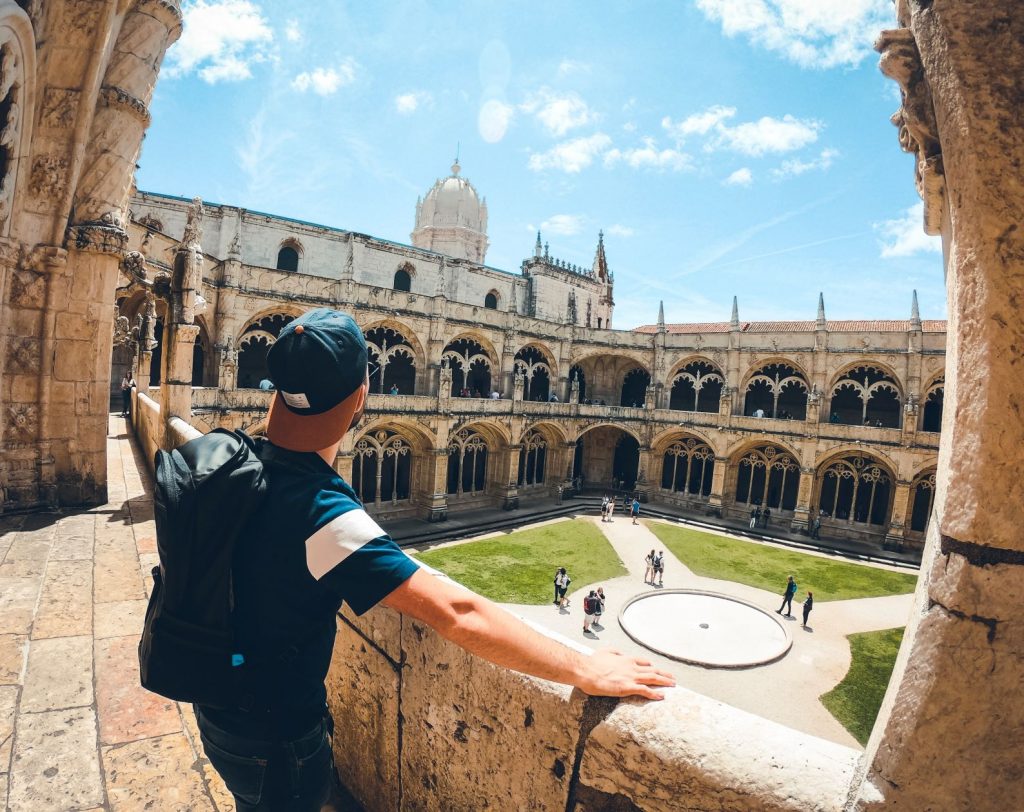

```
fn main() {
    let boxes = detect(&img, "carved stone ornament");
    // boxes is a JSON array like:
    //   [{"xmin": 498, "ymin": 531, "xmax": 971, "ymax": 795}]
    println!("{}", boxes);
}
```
[
  {"xmin": 876, "ymin": 26, "xmax": 945, "ymax": 235},
  {"xmin": 5, "ymin": 403, "xmax": 37, "ymax": 441},
  {"xmin": 0, "ymin": 39, "xmax": 23, "ymax": 228}
]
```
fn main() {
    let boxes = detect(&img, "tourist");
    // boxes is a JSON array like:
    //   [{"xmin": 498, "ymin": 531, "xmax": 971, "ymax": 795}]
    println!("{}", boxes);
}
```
[
  {"xmin": 490, "ymin": 390, "xmax": 500, "ymax": 399},
  {"xmin": 608, "ymin": 496, "xmax": 616, "ymax": 521},
  {"xmin": 830, "ymin": 412, "xmax": 840, "ymax": 423},
  {"xmin": 777, "ymin": 575, "xmax": 798, "ymax": 617},
  {"xmin": 258, "ymin": 377, "xmax": 275, "ymax": 391},
  {"xmin": 583, "ymin": 589, "xmax": 599, "ymax": 634},
  {"xmin": 810, "ymin": 514, "xmax": 822, "ymax": 539},
  {"xmin": 120, "ymin": 371, "xmax": 136, "ymax": 418},
  {"xmin": 593, "ymin": 587, "xmax": 606, "ymax": 629},
  {"xmin": 644, "ymin": 549, "xmax": 655, "ymax": 584},
  {"xmin": 389, "ymin": 383, "xmax": 399, "ymax": 395},
  {"xmin": 653, "ymin": 551, "xmax": 665, "ymax": 586},
  {"xmin": 184, "ymin": 310, "xmax": 673, "ymax": 810},
  {"xmin": 549, "ymin": 392, "xmax": 559, "ymax": 402},
  {"xmin": 555, "ymin": 567, "xmax": 572, "ymax": 609},
  {"xmin": 762, "ymin": 506, "xmax": 771, "ymax": 529},
  {"xmin": 802, "ymin": 591, "xmax": 814, "ymax": 628},
  {"xmin": 750, "ymin": 506, "xmax": 760, "ymax": 529},
  {"xmin": 601, "ymin": 494, "xmax": 610, "ymax": 522},
  {"xmin": 753, "ymin": 407, "xmax": 765, "ymax": 418},
  {"xmin": 631, "ymin": 496, "xmax": 640, "ymax": 525}
]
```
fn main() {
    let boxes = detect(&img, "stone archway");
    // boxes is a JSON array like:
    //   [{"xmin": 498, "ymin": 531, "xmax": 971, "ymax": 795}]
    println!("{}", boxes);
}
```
[{"xmin": 574, "ymin": 425, "xmax": 641, "ymax": 492}]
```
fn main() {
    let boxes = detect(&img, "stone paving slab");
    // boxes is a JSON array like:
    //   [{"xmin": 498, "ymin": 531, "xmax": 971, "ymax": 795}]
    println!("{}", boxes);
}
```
[
  {"xmin": 95, "ymin": 634, "xmax": 181, "ymax": 745},
  {"xmin": 32, "ymin": 559, "xmax": 93, "ymax": 639},
  {"xmin": 102, "ymin": 733, "xmax": 216, "ymax": 811},
  {"xmin": 0, "ymin": 635, "xmax": 26, "ymax": 684},
  {"xmin": 20, "ymin": 635, "xmax": 93, "ymax": 713}
]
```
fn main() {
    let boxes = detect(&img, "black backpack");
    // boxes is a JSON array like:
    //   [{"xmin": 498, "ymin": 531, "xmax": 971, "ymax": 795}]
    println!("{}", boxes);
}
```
[{"xmin": 138, "ymin": 429, "xmax": 266, "ymax": 708}]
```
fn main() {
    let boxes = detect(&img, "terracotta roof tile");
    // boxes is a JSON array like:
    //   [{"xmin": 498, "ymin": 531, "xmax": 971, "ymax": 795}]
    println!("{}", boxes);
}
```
[{"xmin": 634, "ymin": 319, "xmax": 947, "ymax": 334}]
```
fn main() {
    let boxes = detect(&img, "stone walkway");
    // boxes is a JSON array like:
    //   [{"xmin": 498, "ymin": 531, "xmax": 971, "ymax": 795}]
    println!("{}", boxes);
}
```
[
  {"xmin": 0, "ymin": 417, "xmax": 237, "ymax": 811},
  {"xmin": 492, "ymin": 514, "xmax": 915, "ymax": 748}
]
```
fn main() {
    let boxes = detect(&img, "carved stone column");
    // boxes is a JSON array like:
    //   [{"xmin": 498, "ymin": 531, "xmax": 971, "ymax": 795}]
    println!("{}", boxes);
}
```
[
  {"xmin": 502, "ymin": 444, "xmax": 522, "ymax": 510},
  {"xmin": 883, "ymin": 480, "xmax": 912, "ymax": 550},
  {"xmin": 634, "ymin": 446, "xmax": 653, "ymax": 502},
  {"xmin": 706, "ymin": 457, "xmax": 727, "ymax": 517},
  {"xmin": 790, "ymin": 467, "xmax": 815, "ymax": 533},
  {"xmin": 426, "ymin": 448, "xmax": 449, "ymax": 522}
]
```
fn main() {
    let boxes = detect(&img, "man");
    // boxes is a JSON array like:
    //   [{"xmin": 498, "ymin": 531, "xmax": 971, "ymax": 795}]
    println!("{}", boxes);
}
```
[
  {"xmin": 630, "ymin": 496, "xmax": 641, "ymax": 525},
  {"xmin": 120, "ymin": 371, "xmax": 136, "ymax": 418},
  {"xmin": 810, "ymin": 514, "xmax": 822, "ymax": 540},
  {"xmin": 194, "ymin": 309, "xmax": 675, "ymax": 811},
  {"xmin": 653, "ymin": 551, "xmax": 665, "ymax": 586},
  {"xmin": 582, "ymin": 589, "xmax": 599, "ymax": 634},
  {"xmin": 762, "ymin": 506, "xmax": 771, "ymax": 529},
  {"xmin": 777, "ymin": 575, "xmax": 798, "ymax": 617},
  {"xmin": 389, "ymin": 383, "xmax": 399, "ymax": 395},
  {"xmin": 593, "ymin": 587, "xmax": 606, "ymax": 630}
]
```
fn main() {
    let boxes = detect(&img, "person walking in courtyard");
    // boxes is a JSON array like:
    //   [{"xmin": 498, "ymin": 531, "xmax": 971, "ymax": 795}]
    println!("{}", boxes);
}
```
[
  {"xmin": 555, "ymin": 567, "xmax": 572, "ymax": 609},
  {"xmin": 120, "ymin": 371, "xmax": 136, "ymax": 418},
  {"xmin": 593, "ymin": 587, "xmax": 606, "ymax": 630},
  {"xmin": 607, "ymin": 496, "xmax": 616, "ymax": 522},
  {"xmin": 601, "ymin": 494, "xmax": 610, "ymax": 522},
  {"xmin": 750, "ymin": 506, "xmax": 760, "ymax": 529},
  {"xmin": 653, "ymin": 551, "xmax": 665, "ymax": 586},
  {"xmin": 777, "ymin": 575, "xmax": 798, "ymax": 617},
  {"xmin": 583, "ymin": 589, "xmax": 599, "ymax": 634},
  {"xmin": 802, "ymin": 591, "xmax": 814, "ymax": 628},
  {"xmin": 762, "ymin": 506, "xmax": 771, "ymax": 529},
  {"xmin": 631, "ymin": 496, "xmax": 641, "ymax": 525},
  {"xmin": 644, "ymin": 549, "xmax": 656, "ymax": 584}
]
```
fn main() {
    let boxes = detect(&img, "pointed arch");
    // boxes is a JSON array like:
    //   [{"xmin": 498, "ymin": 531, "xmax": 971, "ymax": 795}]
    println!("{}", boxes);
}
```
[{"xmin": 814, "ymin": 451, "xmax": 896, "ymax": 528}]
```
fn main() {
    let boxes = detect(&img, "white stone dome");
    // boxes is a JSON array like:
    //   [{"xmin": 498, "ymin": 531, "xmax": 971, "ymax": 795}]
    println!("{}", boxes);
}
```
[{"xmin": 411, "ymin": 161, "xmax": 489, "ymax": 263}]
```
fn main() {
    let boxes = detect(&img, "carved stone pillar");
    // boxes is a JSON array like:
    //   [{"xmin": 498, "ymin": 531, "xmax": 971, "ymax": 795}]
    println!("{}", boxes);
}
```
[
  {"xmin": 883, "ymin": 480, "xmax": 912, "ymax": 550},
  {"xmin": 334, "ymin": 449, "xmax": 354, "ymax": 481},
  {"xmin": 790, "ymin": 467, "xmax": 815, "ymax": 533},
  {"xmin": 706, "ymin": 457, "xmax": 727, "ymax": 517},
  {"xmin": 502, "ymin": 444, "xmax": 521, "ymax": 510},
  {"xmin": 426, "ymin": 448, "xmax": 449, "ymax": 522},
  {"xmin": 634, "ymin": 447, "xmax": 652, "ymax": 502},
  {"xmin": 158, "ymin": 321, "xmax": 198, "ymax": 446},
  {"xmin": 718, "ymin": 387, "xmax": 734, "ymax": 417}
]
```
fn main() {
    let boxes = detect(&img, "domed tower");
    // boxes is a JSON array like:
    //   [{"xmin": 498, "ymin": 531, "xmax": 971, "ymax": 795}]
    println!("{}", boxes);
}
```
[{"xmin": 411, "ymin": 160, "xmax": 489, "ymax": 263}]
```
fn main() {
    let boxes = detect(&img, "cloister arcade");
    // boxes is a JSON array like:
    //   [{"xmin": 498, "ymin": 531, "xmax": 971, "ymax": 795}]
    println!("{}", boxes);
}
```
[
  {"xmin": 669, "ymin": 359, "xmax": 724, "ymax": 413},
  {"xmin": 743, "ymin": 362, "xmax": 809, "ymax": 420}
]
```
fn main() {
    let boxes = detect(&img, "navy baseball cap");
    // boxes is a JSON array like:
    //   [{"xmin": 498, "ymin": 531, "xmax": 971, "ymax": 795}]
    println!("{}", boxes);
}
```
[{"xmin": 265, "ymin": 308, "xmax": 369, "ymax": 452}]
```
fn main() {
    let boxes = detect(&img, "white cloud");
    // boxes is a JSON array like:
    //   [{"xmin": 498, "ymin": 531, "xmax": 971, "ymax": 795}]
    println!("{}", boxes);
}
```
[
  {"xmin": 292, "ymin": 61, "xmax": 357, "ymax": 95},
  {"xmin": 284, "ymin": 19, "xmax": 301, "ymax": 43},
  {"xmin": 395, "ymin": 91, "xmax": 433, "ymax": 115},
  {"xmin": 557, "ymin": 59, "xmax": 591, "ymax": 77},
  {"xmin": 528, "ymin": 133, "xmax": 612, "ymax": 173},
  {"xmin": 724, "ymin": 167, "xmax": 753, "ymax": 186},
  {"xmin": 167, "ymin": 0, "xmax": 273, "ymax": 83},
  {"xmin": 695, "ymin": 0, "xmax": 894, "ymax": 69},
  {"xmin": 877, "ymin": 202, "xmax": 942, "ymax": 258},
  {"xmin": 604, "ymin": 138, "xmax": 692, "ymax": 171},
  {"xmin": 520, "ymin": 88, "xmax": 596, "ymax": 136},
  {"xmin": 607, "ymin": 224, "xmax": 635, "ymax": 238},
  {"xmin": 540, "ymin": 214, "xmax": 585, "ymax": 236},
  {"xmin": 772, "ymin": 147, "xmax": 838, "ymax": 178},
  {"xmin": 662, "ymin": 105, "xmax": 736, "ymax": 139},
  {"xmin": 622, "ymin": 122, "xmax": 637, "ymax": 133},
  {"xmin": 478, "ymin": 99, "xmax": 515, "ymax": 143},
  {"xmin": 713, "ymin": 114, "xmax": 821, "ymax": 156}
]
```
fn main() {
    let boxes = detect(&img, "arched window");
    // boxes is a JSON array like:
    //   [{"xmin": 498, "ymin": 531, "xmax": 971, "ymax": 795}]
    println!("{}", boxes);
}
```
[
  {"xmin": 276, "ymin": 244, "xmax": 299, "ymax": 272},
  {"xmin": 149, "ymin": 318, "xmax": 164, "ymax": 386},
  {"xmin": 670, "ymin": 360, "xmax": 725, "ymax": 412},
  {"xmin": 744, "ymin": 363, "xmax": 808, "ymax": 420},
  {"xmin": 442, "ymin": 338, "xmax": 492, "ymax": 397},
  {"xmin": 237, "ymin": 313, "xmax": 295, "ymax": 388},
  {"xmin": 909, "ymin": 470, "xmax": 937, "ymax": 532},
  {"xmin": 351, "ymin": 430, "xmax": 412, "ymax": 506},
  {"xmin": 364, "ymin": 326, "xmax": 417, "ymax": 395},
  {"xmin": 734, "ymin": 445, "xmax": 800, "ymax": 511},
  {"xmin": 447, "ymin": 429, "xmax": 489, "ymax": 495},
  {"xmin": 484, "ymin": 291, "xmax": 498, "ymax": 309},
  {"xmin": 517, "ymin": 430, "xmax": 548, "ymax": 487},
  {"xmin": 393, "ymin": 267, "xmax": 412, "ymax": 292},
  {"xmin": 922, "ymin": 377, "xmax": 943, "ymax": 432},
  {"xmin": 829, "ymin": 365, "xmax": 902, "ymax": 427},
  {"xmin": 620, "ymin": 367, "xmax": 650, "ymax": 407},
  {"xmin": 514, "ymin": 346, "xmax": 552, "ymax": 401},
  {"xmin": 817, "ymin": 454, "xmax": 893, "ymax": 526},
  {"xmin": 661, "ymin": 437, "xmax": 715, "ymax": 498}
]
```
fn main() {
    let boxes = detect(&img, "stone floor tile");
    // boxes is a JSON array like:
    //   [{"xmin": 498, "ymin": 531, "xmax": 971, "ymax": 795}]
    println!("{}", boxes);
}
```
[
  {"xmin": 93, "ymin": 547, "xmax": 145, "ymax": 603},
  {"xmin": 0, "ymin": 532, "xmax": 52, "ymax": 578},
  {"xmin": 8, "ymin": 707, "xmax": 104, "ymax": 812},
  {"xmin": 51, "ymin": 514, "xmax": 96, "ymax": 561},
  {"xmin": 0, "ymin": 577, "xmax": 43, "ymax": 635},
  {"xmin": 0, "ymin": 635, "xmax": 27, "ymax": 684},
  {"xmin": 32, "ymin": 560, "xmax": 93, "ymax": 640},
  {"xmin": 95, "ymin": 635, "xmax": 180, "ymax": 744},
  {"xmin": 94, "ymin": 599, "xmax": 147, "ymax": 639},
  {"xmin": 177, "ymin": 704, "xmax": 236, "ymax": 810},
  {"xmin": 0, "ymin": 684, "xmax": 17, "ymax": 770},
  {"xmin": 102, "ymin": 733, "xmax": 215, "ymax": 811},
  {"xmin": 134, "ymin": 528, "xmax": 157, "ymax": 554},
  {"xmin": 21, "ymin": 636, "xmax": 93, "ymax": 712}
]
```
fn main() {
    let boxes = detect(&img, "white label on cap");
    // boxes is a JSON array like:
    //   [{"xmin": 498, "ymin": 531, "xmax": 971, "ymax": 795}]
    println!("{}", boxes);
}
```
[{"xmin": 281, "ymin": 390, "xmax": 311, "ymax": 409}]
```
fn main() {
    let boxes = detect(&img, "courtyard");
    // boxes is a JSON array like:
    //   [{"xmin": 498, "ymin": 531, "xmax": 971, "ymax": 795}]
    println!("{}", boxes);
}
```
[{"xmin": 415, "ymin": 516, "xmax": 916, "ymax": 748}]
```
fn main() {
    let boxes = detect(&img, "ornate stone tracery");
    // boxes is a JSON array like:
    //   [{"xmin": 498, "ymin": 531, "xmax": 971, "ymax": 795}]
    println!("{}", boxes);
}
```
[{"xmin": 352, "ymin": 429, "xmax": 412, "ymax": 506}]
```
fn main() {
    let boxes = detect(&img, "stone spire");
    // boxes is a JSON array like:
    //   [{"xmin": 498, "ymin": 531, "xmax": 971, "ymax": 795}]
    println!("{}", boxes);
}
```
[
  {"xmin": 592, "ymin": 230, "xmax": 608, "ymax": 281},
  {"xmin": 534, "ymin": 231, "xmax": 542, "ymax": 258},
  {"xmin": 816, "ymin": 292, "xmax": 826, "ymax": 329},
  {"xmin": 730, "ymin": 296, "xmax": 739, "ymax": 330},
  {"xmin": 910, "ymin": 289, "xmax": 922, "ymax": 330},
  {"xmin": 657, "ymin": 300, "xmax": 665, "ymax": 333}
]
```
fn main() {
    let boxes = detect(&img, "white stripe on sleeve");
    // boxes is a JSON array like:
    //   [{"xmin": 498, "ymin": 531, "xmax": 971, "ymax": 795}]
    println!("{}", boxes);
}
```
[{"xmin": 305, "ymin": 509, "xmax": 387, "ymax": 580}]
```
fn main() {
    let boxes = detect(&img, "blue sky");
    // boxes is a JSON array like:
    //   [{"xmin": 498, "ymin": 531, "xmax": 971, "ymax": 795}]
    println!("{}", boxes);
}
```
[{"xmin": 137, "ymin": 0, "xmax": 945, "ymax": 329}]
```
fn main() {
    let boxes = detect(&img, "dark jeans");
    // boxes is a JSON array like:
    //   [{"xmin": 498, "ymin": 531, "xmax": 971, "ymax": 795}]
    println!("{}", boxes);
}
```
[
  {"xmin": 779, "ymin": 593, "xmax": 794, "ymax": 615},
  {"xmin": 194, "ymin": 706, "xmax": 332, "ymax": 811},
  {"xmin": 121, "ymin": 389, "xmax": 131, "ymax": 416}
]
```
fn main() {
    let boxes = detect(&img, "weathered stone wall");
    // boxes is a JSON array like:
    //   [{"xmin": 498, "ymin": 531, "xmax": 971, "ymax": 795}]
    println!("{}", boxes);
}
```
[{"xmin": 327, "ymin": 587, "xmax": 860, "ymax": 812}]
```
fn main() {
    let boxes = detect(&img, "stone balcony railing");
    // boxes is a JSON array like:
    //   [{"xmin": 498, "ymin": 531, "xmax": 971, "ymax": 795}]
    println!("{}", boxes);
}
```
[{"xmin": 328, "ymin": 581, "xmax": 861, "ymax": 812}]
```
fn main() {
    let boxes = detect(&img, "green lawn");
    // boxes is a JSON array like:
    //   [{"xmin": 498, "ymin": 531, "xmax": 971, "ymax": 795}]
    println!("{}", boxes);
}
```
[
  {"xmin": 645, "ymin": 521, "xmax": 918, "ymax": 601},
  {"xmin": 413, "ymin": 519, "xmax": 627, "ymax": 604},
  {"xmin": 820, "ymin": 627, "xmax": 905, "ymax": 745}
]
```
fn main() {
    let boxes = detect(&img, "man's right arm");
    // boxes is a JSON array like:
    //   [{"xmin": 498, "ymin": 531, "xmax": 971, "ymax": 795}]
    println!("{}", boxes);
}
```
[{"xmin": 381, "ymin": 569, "xmax": 675, "ymax": 700}]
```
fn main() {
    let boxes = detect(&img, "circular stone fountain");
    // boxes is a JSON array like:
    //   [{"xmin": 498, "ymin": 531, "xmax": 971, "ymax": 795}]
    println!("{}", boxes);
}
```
[{"xmin": 618, "ymin": 589, "xmax": 792, "ymax": 668}]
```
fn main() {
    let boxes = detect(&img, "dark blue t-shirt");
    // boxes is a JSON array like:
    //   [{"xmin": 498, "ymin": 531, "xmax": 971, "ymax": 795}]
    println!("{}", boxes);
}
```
[{"xmin": 201, "ymin": 441, "xmax": 419, "ymax": 738}]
